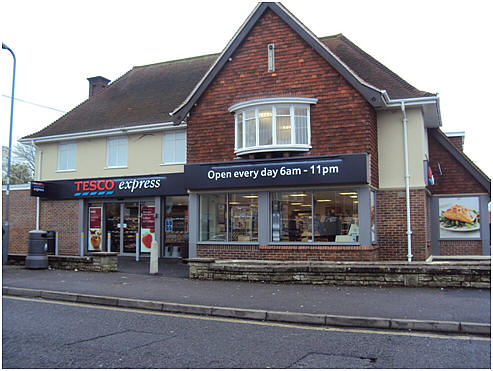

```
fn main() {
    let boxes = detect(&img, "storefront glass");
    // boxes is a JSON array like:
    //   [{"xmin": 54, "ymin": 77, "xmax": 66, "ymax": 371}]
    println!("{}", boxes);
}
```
[
  {"xmin": 199, "ymin": 193, "xmax": 258, "ymax": 242},
  {"xmin": 272, "ymin": 190, "xmax": 359, "ymax": 243},
  {"xmin": 164, "ymin": 196, "xmax": 189, "ymax": 257},
  {"xmin": 228, "ymin": 194, "xmax": 258, "ymax": 242},
  {"xmin": 122, "ymin": 203, "xmax": 139, "ymax": 253},
  {"xmin": 105, "ymin": 203, "xmax": 121, "ymax": 253},
  {"xmin": 272, "ymin": 191, "xmax": 312, "ymax": 242}
]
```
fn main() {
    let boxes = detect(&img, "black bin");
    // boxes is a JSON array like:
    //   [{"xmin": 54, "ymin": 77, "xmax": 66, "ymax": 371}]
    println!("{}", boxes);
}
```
[
  {"xmin": 25, "ymin": 230, "xmax": 48, "ymax": 269},
  {"xmin": 46, "ymin": 230, "xmax": 56, "ymax": 255}
]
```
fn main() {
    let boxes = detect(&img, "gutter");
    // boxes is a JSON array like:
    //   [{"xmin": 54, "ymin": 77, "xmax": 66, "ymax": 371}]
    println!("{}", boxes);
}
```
[{"xmin": 20, "ymin": 121, "xmax": 182, "ymax": 144}]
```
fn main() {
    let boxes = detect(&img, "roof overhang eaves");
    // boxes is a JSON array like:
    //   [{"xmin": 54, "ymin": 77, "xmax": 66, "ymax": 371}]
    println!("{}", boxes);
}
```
[
  {"xmin": 430, "ymin": 129, "xmax": 491, "ymax": 195},
  {"xmin": 20, "ymin": 121, "xmax": 180, "ymax": 144},
  {"xmin": 171, "ymin": 2, "xmax": 384, "ymax": 123}
]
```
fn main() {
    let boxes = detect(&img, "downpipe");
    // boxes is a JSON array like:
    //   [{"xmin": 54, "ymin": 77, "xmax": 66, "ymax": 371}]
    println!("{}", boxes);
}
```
[{"xmin": 401, "ymin": 102, "xmax": 413, "ymax": 262}]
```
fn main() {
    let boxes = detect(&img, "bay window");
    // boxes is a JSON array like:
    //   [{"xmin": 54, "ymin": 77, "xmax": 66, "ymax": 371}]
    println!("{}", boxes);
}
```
[{"xmin": 229, "ymin": 97, "xmax": 317, "ymax": 155}]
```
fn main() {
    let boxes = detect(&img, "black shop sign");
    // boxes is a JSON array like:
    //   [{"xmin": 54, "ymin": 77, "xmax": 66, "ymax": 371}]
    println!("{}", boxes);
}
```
[
  {"xmin": 30, "ymin": 173, "xmax": 185, "ymax": 200},
  {"xmin": 184, "ymin": 154, "xmax": 368, "ymax": 190}
]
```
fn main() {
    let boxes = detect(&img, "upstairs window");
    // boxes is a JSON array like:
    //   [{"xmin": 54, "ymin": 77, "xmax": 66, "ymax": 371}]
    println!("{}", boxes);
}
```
[
  {"xmin": 163, "ymin": 130, "xmax": 186, "ymax": 164},
  {"xmin": 57, "ymin": 142, "xmax": 76, "ymax": 171},
  {"xmin": 107, "ymin": 136, "xmax": 127, "ymax": 167},
  {"xmin": 230, "ymin": 97, "xmax": 317, "ymax": 155}
]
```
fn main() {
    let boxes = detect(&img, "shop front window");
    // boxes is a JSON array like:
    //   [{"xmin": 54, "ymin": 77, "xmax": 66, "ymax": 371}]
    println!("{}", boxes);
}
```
[
  {"xmin": 272, "ymin": 190, "xmax": 359, "ymax": 243},
  {"xmin": 200, "ymin": 193, "xmax": 258, "ymax": 242},
  {"xmin": 272, "ymin": 192, "xmax": 312, "ymax": 242},
  {"xmin": 164, "ymin": 196, "xmax": 189, "ymax": 257}
]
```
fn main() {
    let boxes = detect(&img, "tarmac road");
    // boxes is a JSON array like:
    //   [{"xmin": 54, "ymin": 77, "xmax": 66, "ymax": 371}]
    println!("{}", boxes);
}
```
[{"xmin": 2, "ymin": 296, "xmax": 490, "ymax": 369}]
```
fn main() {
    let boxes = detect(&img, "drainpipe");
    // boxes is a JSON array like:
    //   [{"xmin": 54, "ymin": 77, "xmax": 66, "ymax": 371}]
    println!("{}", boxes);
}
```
[{"xmin": 400, "ymin": 102, "xmax": 413, "ymax": 262}]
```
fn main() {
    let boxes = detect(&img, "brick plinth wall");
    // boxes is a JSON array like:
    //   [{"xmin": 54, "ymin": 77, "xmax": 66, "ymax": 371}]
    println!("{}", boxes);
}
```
[
  {"xmin": 440, "ymin": 240, "xmax": 482, "ymax": 256},
  {"xmin": 40, "ymin": 199, "xmax": 79, "ymax": 255},
  {"xmin": 186, "ymin": 9, "xmax": 379, "ymax": 187},
  {"xmin": 196, "ymin": 244, "xmax": 379, "ymax": 261},
  {"xmin": 376, "ymin": 188, "xmax": 430, "ymax": 261},
  {"xmin": 2, "ymin": 188, "xmax": 37, "ymax": 254}
]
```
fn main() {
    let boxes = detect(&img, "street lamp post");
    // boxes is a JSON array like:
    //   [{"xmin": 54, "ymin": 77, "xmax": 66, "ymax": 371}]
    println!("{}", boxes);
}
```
[{"xmin": 2, "ymin": 42, "xmax": 16, "ymax": 264}]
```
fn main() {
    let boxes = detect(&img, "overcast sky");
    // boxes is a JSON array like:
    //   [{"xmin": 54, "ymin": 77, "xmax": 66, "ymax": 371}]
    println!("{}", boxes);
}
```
[{"xmin": 1, "ymin": 0, "xmax": 492, "ymax": 178}]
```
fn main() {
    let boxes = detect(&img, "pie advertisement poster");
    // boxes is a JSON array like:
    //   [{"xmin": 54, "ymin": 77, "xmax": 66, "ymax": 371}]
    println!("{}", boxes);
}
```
[
  {"xmin": 439, "ymin": 197, "xmax": 480, "ymax": 239},
  {"xmin": 88, "ymin": 207, "xmax": 103, "ymax": 251},
  {"xmin": 140, "ymin": 206, "xmax": 156, "ymax": 253}
]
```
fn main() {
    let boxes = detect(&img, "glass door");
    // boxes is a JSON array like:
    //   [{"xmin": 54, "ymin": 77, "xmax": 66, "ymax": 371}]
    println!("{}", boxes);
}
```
[
  {"xmin": 105, "ymin": 203, "xmax": 121, "ymax": 253},
  {"xmin": 123, "ymin": 203, "xmax": 139, "ymax": 254}
]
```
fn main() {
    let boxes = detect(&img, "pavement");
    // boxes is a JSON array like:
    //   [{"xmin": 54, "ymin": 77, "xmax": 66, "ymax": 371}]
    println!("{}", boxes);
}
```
[{"xmin": 2, "ymin": 257, "xmax": 491, "ymax": 336}]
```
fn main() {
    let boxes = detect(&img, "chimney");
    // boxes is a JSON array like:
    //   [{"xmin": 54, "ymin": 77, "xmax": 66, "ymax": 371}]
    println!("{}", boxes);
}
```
[
  {"xmin": 445, "ymin": 131, "xmax": 465, "ymax": 151},
  {"xmin": 87, "ymin": 76, "xmax": 110, "ymax": 98}
]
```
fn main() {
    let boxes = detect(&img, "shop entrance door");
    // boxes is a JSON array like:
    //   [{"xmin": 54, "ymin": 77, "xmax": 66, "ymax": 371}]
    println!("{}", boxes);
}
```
[
  {"xmin": 122, "ymin": 203, "xmax": 139, "ymax": 254},
  {"xmin": 104, "ymin": 202, "xmax": 142, "ymax": 256}
]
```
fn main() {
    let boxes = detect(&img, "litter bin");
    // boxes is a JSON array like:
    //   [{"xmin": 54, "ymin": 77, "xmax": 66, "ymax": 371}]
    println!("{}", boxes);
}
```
[
  {"xmin": 25, "ymin": 230, "xmax": 48, "ymax": 269},
  {"xmin": 46, "ymin": 230, "xmax": 56, "ymax": 255}
]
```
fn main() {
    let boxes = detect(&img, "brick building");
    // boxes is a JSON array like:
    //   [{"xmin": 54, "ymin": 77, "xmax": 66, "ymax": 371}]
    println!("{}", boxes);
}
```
[{"xmin": 5, "ymin": 2, "xmax": 490, "ymax": 261}]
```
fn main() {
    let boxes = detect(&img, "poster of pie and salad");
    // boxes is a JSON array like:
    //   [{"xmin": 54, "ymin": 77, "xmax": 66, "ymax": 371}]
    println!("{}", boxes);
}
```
[{"xmin": 439, "ymin": 197, "xmax": 480, "ymax": 238}]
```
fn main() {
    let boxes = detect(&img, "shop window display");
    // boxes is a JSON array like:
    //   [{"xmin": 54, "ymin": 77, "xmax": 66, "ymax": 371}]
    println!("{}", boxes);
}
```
[
  {"xmin": 164, "ymin": 196, "xmax": 188, "ymax": 257},
  {"xmin": 272, "ymin": 190, "xmax": 359, "ymax": 243},
  {"xmin": 200, "ymin": 193, "xmax": 258, "ymax": 242}
]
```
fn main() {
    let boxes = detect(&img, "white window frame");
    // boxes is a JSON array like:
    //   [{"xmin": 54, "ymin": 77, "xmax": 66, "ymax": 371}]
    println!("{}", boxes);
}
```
[
  {"xmin": 162, "ymin": 129, "xmax": 187, "ymax": 165},
  {"xmin": 229, "ymin": 97, "xmax": 317, "ymax": 156},
  {"xmin": 106, "ymin": 136, "xmax": 128, "ymax": 168},
  {"xmin": 57, "ymin": 141, "xmax": 76, "ymax": 171}
]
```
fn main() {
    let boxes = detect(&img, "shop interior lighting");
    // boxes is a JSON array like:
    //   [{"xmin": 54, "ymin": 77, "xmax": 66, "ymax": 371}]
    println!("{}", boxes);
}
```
[
  {"xmin": 242, "ymin": 195, "xmax": 258, "ymax": 198},
  {"xmin": 349, "ymin": 195, "xmax": 358, "ymax": 198},
  {"xmin": 290, "ymin": 202, "xmax": 303, "ymax": 205},
  {"xmin": 339, "ymin": 192, "xmax": 358, "ymax": 195},
  {"xmin": 316, "ymin": 199, "xmax": 331, "ymax": 202},
  {"xmin": 289, "ymin": 193, "xmax": 307, "ymax": 197},
  {"xmin": 258, "ymin": 111, "xmax": 272, "ymax": 118}
]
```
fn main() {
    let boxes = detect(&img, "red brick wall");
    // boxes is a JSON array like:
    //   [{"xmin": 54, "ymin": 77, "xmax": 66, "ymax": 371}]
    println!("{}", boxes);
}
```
[
  {"xmin": 440, "ymin": 240, "xmax": 482, "ymax": 255},
  {"xmin": 428, "ymin": 131, "xmax": 487, "ymax": 194},
  {"xmin": 376, "ymin": 188, "xmax": 430, "ymax": 261},
  {"xmin": 2, "ymin": 188, "xmax": 37, "ymax": 254},
  {"xmin": 39, "ymin": 199, "xmax": 79, "ymax": 255},
  {"xmin": 186, "ymin": 9, "xmax": 379, "ymax": 187},
  {"xmin": 197, "ymin": 244, "xmax": 379, "ymax": 261}
]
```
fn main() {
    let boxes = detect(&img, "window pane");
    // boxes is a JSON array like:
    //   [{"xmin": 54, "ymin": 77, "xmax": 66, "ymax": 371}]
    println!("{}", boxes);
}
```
[
  {"xmin": 258, "ymin": 108, "xmax": 272, "ymax": 145},
  {"xmin": 313, "ymin": 191, "xmax": 359, "ymax": 242},
  {"xmin": 228, "ymin": 194, "xmax": 258, "ymax": 242},
  {"xmin": 245, "ymin": 109, "xmax": 256, "ymax": 147},
  {"xmin": 200, "ymin": 194, "xmax": 226, "ymax": 241},
  {"xmin": 276, "ymin": 116, "xmax": 291, "ymax": 144},
  {"xmin": 163, "ymin": 131, "xmax": 186, "ymax": 164},
  {"xmin": 272, "ymin": 191, "xmax": 312, "ymax": 242},
  {"xmin": 236, "ymin": 113, "xmax": 243, "ymax": 149},
  {"xmin": 108, "ymin": 137, "xmax": 127, "ymax": 167},
  {"xmin": 294, "ymin": 115, "xmax": 308, "ymax": 144},
  {"xmin": 175, "ymin": 136, "xmax": 186, "ymax": 163},
  {"xmin": 58, "ymin": 142, "xmax": 75, "ymax": 170},
  {"xmin": 276, "ymin": 106, "xmax": 290, "ymax": 115},
  {"xmin": 163, "ymin": 134, "xmax": 174, "ymax": 163}
]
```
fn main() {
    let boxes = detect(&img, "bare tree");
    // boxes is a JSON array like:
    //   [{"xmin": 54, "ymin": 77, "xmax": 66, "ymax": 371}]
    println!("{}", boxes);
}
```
[{"xmin": 12, "ymin": 141, "xmax": 35, "ymax": 178}]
